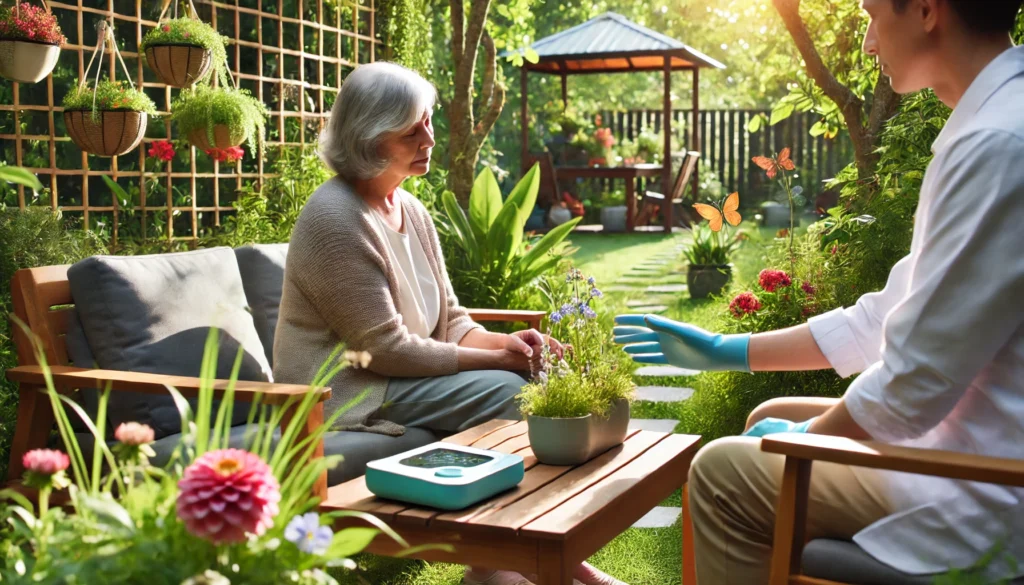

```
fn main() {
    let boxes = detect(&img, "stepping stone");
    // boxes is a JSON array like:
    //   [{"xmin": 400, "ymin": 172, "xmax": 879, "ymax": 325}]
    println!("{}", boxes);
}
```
[
  {"xmin": 632, "ymin": 506, "xmax": 682, "ymax": 529},
  {"xmin": 628, "ymin": 418, "xmax": 680, "ymax": 433},
  {"xmin": 623, "ymin": 305, "xmax": 669, "ymax": 314},
  {"xmin": 635, "ymin": 386, "xmax": 695, "ymax": 403},
  {"xmin": 646, "ymin": 284, "xmax": 688, "ymax": 294},
  {"xmin": 606, "ymin": 285, "xmax": 642, "ymax": 292},
  {"xmin": 629, "ymin": 267, "xmax": 665, "ymax": 273},
  {"xmin": 626, "ymin": 299, "xmax": 660, "ymax": 307},
  {"xmin": 635, "ymin": 365, "xmax": 701, "ymax": 377}
]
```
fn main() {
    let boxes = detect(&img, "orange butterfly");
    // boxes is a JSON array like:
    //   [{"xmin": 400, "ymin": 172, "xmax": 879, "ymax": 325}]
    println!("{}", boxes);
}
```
[
  {"xmin": 752, "ymin": 147, "xmax": 796, "ymax": 180},
  {"xmin": 693, "ymin": 192, "xmax": 742, "ymax": 232}
]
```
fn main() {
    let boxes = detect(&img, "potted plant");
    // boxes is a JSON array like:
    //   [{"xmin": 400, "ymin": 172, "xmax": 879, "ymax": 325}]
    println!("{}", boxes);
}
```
[
  {"xmin": 0, "ymin": 1, "xmax": 66, "ymax": 84},
  {"xmin": 63, "ymin": 80, "xmax": 157, "ymax": 157},
  {"xmin": 172, "ymin": 83, "xmax": 268, "ymax": 161},
  {"xmin": 599, "ymin": 189, "xmax": 628, "ymax": 233},
  {"xmin": 140, "ymin": 14, "xmax": 227, "ymax": 88},
  {"xmin": 684, "ymin": 223, "xmax": 743, "ymax": 299},
  {"xmin": 519, "ymin": 268, "xmax": 635, "ymax": 466}
]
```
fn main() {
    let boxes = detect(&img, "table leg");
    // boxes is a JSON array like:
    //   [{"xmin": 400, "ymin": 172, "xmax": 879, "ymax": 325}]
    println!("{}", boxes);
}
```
[
  {"xmin": 682, "ymin": 483, "xmax": 697, "ymax": 585},
  {"xmin": 538, "ymin": 543, "xmax": 574, "ymax": 585},
  {"xmin": 626, "ymin": 177, "xmax": 636, "ymax": 232}
]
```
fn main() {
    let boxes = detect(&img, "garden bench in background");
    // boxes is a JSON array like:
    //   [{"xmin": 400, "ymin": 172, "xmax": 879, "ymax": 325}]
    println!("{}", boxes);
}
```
[{"xmin": 5, "ymin": 245, "xmax": 544, "ymax": 502}]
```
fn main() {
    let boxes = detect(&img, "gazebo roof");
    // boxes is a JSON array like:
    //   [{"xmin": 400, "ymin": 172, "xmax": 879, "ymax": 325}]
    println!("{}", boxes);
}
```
[{"xmin": 515, "ymin": 12, "xmax": 725, "ymax": 75}]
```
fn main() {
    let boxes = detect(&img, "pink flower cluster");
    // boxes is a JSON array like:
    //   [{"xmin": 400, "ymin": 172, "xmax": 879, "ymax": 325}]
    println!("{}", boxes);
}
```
[
  {"xmin": 115, "ymin": 422, "xmax": 155, "ymax": 445},
  {"xmin": 594, "ymin": 127, "xmax": 615, "ymax": 149},
  {"xmin": 758, "ymin": 269, "xmax": 792, "ymax": 293},
  {"xmin": 206, "ymin": 146, "xmax": 245, "ymax": 164},
  {"xmin": 177, "ymin": 449, "xmax": 280, "ymax": 544},
  {"xmin": 0, "ymin": 3, "xmax": 66, "ymax": 45},
  {"xmin": 23, "ymin": 448, "xmax": 69, "ymax": 475},
  {"xmin": 148, "ymin": 140, "xmax": 175, "ymax": 162},
  {"xmin": 729, "ymin": 292, "xmax": 762, "ymax": 318}
]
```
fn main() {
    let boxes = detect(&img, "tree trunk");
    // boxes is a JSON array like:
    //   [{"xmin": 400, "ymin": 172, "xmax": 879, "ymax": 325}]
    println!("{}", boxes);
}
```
[{"xmin": 443, "ymin": 0, "xmax": 505, "ymax": 208}]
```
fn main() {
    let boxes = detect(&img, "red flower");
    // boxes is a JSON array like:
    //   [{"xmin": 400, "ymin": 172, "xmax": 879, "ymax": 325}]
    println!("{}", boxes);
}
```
[
  {"xmin": 594, "ymin": 114, "xmax": 603, "ymax": 127},
  {"xmin": 148, "ymin": 140, "xmax": 175, "ymax": 162},
  {"xmin": 594, "ymin": 127, "xmax": 615, "ymax": 149},
  {"xmin": 0, "ymin": 3, "xmax": 66, "ymax": 45},
  {"xmin": 205, "ymin": 146, "xmax": 245, "ymax": 164},
  {"xmin": 758, "ymin": 269, "xmax": 792, "ymax": 293},
  {"xmin": 162, "ymin": 25, "xmax": 171, "ymax": 32},
  {"xmin": 23, "ymin": 449, "xmax": 69, "ymax": 475},
  {"xmin": 801, "ymin": 281, "xmax": 816, "ymax": 296},
  {"xmin": 729, "ymin": 292, "xmax": 762, "ymax": 318}
]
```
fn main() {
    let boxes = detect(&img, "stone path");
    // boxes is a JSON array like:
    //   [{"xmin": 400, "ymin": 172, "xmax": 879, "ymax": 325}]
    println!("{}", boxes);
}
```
[
  {"xmin": 628, "ymin": 418, "xmax": 680, "ymax": 433},
  {"xmin": 635, "ymin": 386, "xmax": 695, "ymax": 402},
  {"xmin": 632, "ymin": 506, "xmax": 682, "ymax": 529},
  {"xmin": 635, "ymin": 365, "xmax": 701, "ymax": 378}
]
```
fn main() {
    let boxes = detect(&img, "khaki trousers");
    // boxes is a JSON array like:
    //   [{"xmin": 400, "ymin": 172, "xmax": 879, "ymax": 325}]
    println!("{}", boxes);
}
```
[{"xmin": 687, "ymin": 436, "xmax": 894, "ymax": 584}]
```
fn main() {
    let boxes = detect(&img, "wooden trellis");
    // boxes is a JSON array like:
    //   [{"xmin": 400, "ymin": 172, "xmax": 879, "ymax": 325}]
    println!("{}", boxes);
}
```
[{"xmin": 0, "ymin": 0, "xmax": 378, "ymax": 244}]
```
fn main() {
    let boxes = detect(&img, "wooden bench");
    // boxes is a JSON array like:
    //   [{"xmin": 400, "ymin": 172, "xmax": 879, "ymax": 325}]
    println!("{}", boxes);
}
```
[{"xmin": 5, "ymin": 263, "xmax": 545, "ymax": 500}]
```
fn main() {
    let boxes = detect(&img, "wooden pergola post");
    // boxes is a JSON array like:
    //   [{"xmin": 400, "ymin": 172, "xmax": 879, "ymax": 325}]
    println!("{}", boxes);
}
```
[
  {"xmin": 561, "ymin": 71, "xmax": 568, "ymax": 110},
  {"xmin": 662, "ymin": 57, "xmax": 673, "ymax": 233},
  {"xmin": 521, "ymin": 67, "xmax": 529, "ymax": 174},
  {"xmin": 691, "ymin": 66, "xmax": 701, "ymax": 205}
]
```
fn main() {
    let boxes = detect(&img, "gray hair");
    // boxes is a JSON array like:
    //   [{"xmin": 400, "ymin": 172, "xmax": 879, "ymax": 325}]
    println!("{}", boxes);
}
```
[{"xmin": 318, "ymin": 62, "xmax": 437, "ymax": 181}]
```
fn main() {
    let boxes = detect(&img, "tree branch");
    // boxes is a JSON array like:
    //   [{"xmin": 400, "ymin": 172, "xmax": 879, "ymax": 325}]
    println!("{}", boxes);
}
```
[
  {"xmin": 456, "ymin": 0, "xmax": 492, "ymax": 97},
  {"xmin": 450, "ymin": 0, "xmax": 464, "ymax": 70},
  {"xmin": 867, "ymin": 74, "xmax": 901, "ymax": 144},
  {"xmin": 477, "ymin": 28, "xmax": 496, "ymax": 122},
  {"xmin": 472, "ymin": 30, "xmax": 504, "ymax": 150}
]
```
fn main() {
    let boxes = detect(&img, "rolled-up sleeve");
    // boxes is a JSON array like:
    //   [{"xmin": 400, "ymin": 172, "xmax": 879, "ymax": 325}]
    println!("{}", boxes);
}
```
[{"xmin": 841, "ymin": 131, "xmax": 1024, "ymax": 442}]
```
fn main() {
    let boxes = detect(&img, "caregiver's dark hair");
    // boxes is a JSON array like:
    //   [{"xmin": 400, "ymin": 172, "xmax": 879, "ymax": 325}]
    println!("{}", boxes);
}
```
[{"xmin": 889, "ymin": 0, "xmax": 1023, "ymax": 35}]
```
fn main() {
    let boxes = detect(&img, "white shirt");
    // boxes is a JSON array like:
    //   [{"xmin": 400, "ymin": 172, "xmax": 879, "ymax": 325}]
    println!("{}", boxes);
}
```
[
  {"xmin": 808, "ymin": 45, "xmax": 1024, "ymax": 578},
  {"xmin": 370, "ymin": 201, "xmax": 440, "ymax": 339}
]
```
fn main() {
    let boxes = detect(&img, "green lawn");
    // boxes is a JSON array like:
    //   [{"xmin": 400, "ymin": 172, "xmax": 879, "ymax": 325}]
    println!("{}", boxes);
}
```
[{"xmin": 335, "ymin": 229, "xmax": 774, "ymax": 585}]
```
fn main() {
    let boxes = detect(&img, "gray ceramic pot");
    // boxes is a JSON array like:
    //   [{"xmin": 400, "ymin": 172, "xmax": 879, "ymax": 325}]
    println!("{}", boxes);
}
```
[
  {"xmin": 600, "ymin": 205, "xmax": 628, "ymax": 233},
  {"xmin": 527, "ymin": 399, "xmax": 631, "ymax": 466},
  {"xmin": 687, "ymin": 264, "xmax": 732, "ymax": 299}
]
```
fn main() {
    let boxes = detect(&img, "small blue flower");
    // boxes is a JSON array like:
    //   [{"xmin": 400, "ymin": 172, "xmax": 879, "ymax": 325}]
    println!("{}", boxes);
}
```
[
  {"xmin": 285, "ymin": 512, "xmax": 333, "ymax": 555},
  {"xmin": 587, "ymin": 276, "xmax": 596, "ymax": 286},
  {"xmin": 590, "ymin": 288, "xmax": 603, "ymax": 298},
  {"xmin": 581, "ymin": 304, "xmax": 597, "ymax": 319},
  {"xmin": 549, "ymin": 311, "xmax": 563, "ymax": 324}
]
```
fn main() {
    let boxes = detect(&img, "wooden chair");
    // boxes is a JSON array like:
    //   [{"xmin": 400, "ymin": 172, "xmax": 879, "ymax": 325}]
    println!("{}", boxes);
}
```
[
  {"xmin": 763, "ymin": 434, "xmax": 1024, "ymax": 585},
  {"xmin": 635, "ymin": 151, "xmax": 700, "ymax": 227},
  {"xmin": 5, "ymin": 263, "xmax": 544, "ymax": 502},
  {"xmin": 523, "ymin": 151, "xmax": 561, "ymax": 211}
]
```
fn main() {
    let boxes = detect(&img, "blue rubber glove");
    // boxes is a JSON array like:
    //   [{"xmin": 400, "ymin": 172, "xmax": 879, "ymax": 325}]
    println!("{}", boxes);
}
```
[
  {"xmin": 742, "ymin": 417, "xmax": 817, "ymax": 438},
  {"xmin": 613, "ymin": 314, "xmax": 752, "ymax": 372}
]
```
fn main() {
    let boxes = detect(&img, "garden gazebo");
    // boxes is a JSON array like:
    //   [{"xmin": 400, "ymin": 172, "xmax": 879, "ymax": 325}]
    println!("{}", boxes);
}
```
[{"xmin": 516, "ymin": 12, "xmax": 725, "ymax": 232}]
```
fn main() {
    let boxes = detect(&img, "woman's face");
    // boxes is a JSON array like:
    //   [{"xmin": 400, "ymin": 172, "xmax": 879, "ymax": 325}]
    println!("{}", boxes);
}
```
[{"xmin": 378, "ymin": 110, "xmax": 435, "ymax": 179}]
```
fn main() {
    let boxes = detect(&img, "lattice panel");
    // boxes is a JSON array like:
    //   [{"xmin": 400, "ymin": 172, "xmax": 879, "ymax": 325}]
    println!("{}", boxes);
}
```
[{"xmin": 0, "ymin": 0, "xmax": 377, "ymax": 244}]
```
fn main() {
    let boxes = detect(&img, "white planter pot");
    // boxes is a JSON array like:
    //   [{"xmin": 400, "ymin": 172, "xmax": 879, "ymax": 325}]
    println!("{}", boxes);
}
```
[
  {"xmin": 548, "ymin": 206, "xmax": 573, "ymax": 227},
  {"xmin": 600, "ymin": 205, "xmax": 628, "ymax": 233},
  {"xmin": 0, "ymin": 39, "xmax": 60, "ymax": 84}
]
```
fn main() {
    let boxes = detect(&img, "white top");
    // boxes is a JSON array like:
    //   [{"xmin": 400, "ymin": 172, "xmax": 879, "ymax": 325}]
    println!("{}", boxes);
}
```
[
  {"xmin": 807, "ymin": 45, "xmax": 1024, "ymax": 579},
  {"xmin": 370, "ymin": 201, "xmax": 440, "ymax": 339}
]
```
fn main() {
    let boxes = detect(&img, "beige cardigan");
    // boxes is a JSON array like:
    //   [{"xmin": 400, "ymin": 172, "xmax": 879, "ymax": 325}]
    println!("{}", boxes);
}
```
[{"xmin": 272, "ymin": 177, "xmax": 482, "ymax": 435}]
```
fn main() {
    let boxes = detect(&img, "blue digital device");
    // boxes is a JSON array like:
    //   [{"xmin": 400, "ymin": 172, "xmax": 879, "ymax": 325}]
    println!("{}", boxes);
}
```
[{"xmin": 365, "ymin": 442, "xmax": 525, "ymax": 510}]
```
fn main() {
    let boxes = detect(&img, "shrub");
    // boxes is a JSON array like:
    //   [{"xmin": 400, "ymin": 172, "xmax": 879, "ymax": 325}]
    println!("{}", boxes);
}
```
[
  {"xmin": 0, "ymin": 2, "xmax": 66, "ymax": 45},
  {"xmin": 61, "ymin": 80, "xmax": 158, "ymax": 115},
  {"xmin": 0, "ymin": 207, "xmax": 106, "ymax": 478},
  {"xmin": 683, "ymin": 223, "xmax": 742, "ymax": 266}
]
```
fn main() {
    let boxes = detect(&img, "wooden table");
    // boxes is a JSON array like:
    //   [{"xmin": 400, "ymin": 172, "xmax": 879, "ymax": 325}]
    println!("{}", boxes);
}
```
[
  {"xmin": 322, "ymin": 419, "xmax": 701, "ymax": 585},
  {"xmin": 554, "ymin": 163, "xmax": 665, "ymax": 232}
]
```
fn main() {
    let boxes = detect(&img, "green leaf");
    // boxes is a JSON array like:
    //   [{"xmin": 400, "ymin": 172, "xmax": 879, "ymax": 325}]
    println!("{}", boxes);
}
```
[
  {"xmin": 469, "ymin": 167, "xmax": 502, "ymax": 242},
  {"xmin": 101, "ymin": 175, "xmax": 132, "ymax": 209},
  {"xmin": 517, "ymin": 216, "xmax": 581, "ymax": 277},
  {"xmin": 326, "ymin": 527, "xmax": 379, "ymax": 558},
  {"xmin": 770, "ymin": 102, "xmax": 795, "ymax": 125},
  {"xmin": 524, "ymin": 48, "xmax": 539, "ymax": 64},
  {"xmin": 78, "ymin": 493, "xmax": 135, "ymax": 534},
  {"xmin": 488, "ymin": 201, "xmax": 522, "ymax": 276},
  {"xmin": 442, "ymin": 190, "xmax": 478, "ymax": 265},
  {"xmin": 746, "ymin": 114, "xmax": 763, "ymax": 134},
  {"xmin": 503, "ymin": 163, "xmax": 540, "ymax": 232},
  {"xmin": 809, "ymin": 120, "xmax": 828, "ymax": 137},
  {"xmin": 0, "ymin": 166, "xmax": 43, "ymax": 191}
]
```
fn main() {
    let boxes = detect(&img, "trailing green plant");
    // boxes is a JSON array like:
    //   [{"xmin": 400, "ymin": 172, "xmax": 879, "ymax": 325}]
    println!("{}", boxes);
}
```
[
  {"xmin": 440, "ymin": 164, "xmax": 581, "ymax": 309},
  {"xmin": 171, "ymin": 83, "xmax": 268, "ymax": 159},
  {"xmin": 0, "ymin": 330, "xmax": 431, "ymax": 583},
  {"xmin": 518, "ymin": 267, "xmax": 634, "ymax": 419},
  {"xmin": 61, "ymin": 80, "xmax": 158, "ymax": 116},
  {"xmin": 0, "ymin": 207, "xmax": 106, "ymax": 479},
  {"xmin": 683, "ymin": 223, "xmax": 742, "ymax": 266},
  {"xmin": 140, "ymin": 17, "xmax": 228, "ymax": 86}
]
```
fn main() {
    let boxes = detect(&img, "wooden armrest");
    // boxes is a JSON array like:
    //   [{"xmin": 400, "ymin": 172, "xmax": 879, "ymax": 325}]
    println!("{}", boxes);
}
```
[
  {"xmin": 761, "ymin": 433, "xmax": 1024, "ymax": 488},
  {"xmin": 6, "ymin": 365, "xmax": 330, "ymax": 406},
  {"xmin": 467, "ymin": 309, "xmax": 546, "ymax": 330}
]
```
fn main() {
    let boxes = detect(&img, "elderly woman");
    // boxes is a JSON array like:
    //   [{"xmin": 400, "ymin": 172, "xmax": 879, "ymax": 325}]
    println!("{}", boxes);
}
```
[{"xmin": 273, "ymin": 62, "xmax": 625, "ymax": 585}]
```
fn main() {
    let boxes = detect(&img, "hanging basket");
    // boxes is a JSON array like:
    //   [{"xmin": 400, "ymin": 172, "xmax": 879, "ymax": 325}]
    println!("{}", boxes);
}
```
[
  {"xmin": 144, "ymin": 44, "xmax": 212, "ymax": 87},
  {"xmin": 0, "ymin": 38, "xmax": 61, "ymax": 83},
  {"xmin": 187, "ymin": 124, "xmax": 245, "ymax": 151},
  {"xmin": 64, "ymin": 110, "xmax": 148, "ymax": 157}
]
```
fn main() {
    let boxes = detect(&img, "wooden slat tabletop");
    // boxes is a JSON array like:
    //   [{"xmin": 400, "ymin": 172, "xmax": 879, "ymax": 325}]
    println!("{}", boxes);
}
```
[{"xmin": 321, "ymin": 419, "xmax": 701, "ymax": 544}]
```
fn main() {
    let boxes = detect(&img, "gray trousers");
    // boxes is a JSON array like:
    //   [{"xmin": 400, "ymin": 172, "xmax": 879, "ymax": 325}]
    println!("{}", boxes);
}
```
[{"xmin": 376, "ymin": 370, "xmax": 526, "ymax": 434}]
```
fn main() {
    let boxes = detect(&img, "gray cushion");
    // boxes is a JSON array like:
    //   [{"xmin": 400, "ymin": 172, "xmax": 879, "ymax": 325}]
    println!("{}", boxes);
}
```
[
  {"xmin": 802, "ymin": 539, "xmax": 1024, "ymax": 585},
  {"xmin": 234, "ymin": 244, "xmax": 288, "ymax": 367},
  {"xmin": 67, "ymin": 247, "xmax": 271, "ymax": 439}
]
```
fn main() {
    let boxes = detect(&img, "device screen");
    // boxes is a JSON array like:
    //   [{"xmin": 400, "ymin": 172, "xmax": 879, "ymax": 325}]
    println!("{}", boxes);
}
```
[{"xmin": 399, "ymin": 448, "xmax": 494, "ymax": 469}]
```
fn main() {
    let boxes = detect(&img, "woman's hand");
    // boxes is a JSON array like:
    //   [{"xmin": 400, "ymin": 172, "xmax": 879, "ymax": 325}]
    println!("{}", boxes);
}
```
[{"xmin": 511, "ymin": 329, "xmax": 566, "ymax": 359}]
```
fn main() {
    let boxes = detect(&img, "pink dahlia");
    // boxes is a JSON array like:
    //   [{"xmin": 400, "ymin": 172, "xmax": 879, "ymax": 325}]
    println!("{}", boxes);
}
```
[
  {"xmin": 115, "ymin": 422, "xmax": 155, "ymax": 446},
  {"xmin": 729, "ymin": 292, "xmax": 762, "ymax": 318},
  {"xmin": 758, "ymin": 269, "xmax": 792, "ymax": 293},
  {"xmin": 22, "ymin": 449, "xmax": 69, "ymax": 475},
  {"xmin": 177, "ymin": 449, "xmax": 280, "ymax": 544},
  {"xmin": 801, "ymin": 281, "xmax": 816, "ymax": 296}
]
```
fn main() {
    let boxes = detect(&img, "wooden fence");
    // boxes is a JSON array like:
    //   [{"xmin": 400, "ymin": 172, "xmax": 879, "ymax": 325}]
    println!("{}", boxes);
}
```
[
  {"xmin": 594, "ymin": 108, "xmax": 855, "ymax": 204},
  {"xmin": 0, "ymin": 0, "xmax": 377, "ymax": 245}
]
